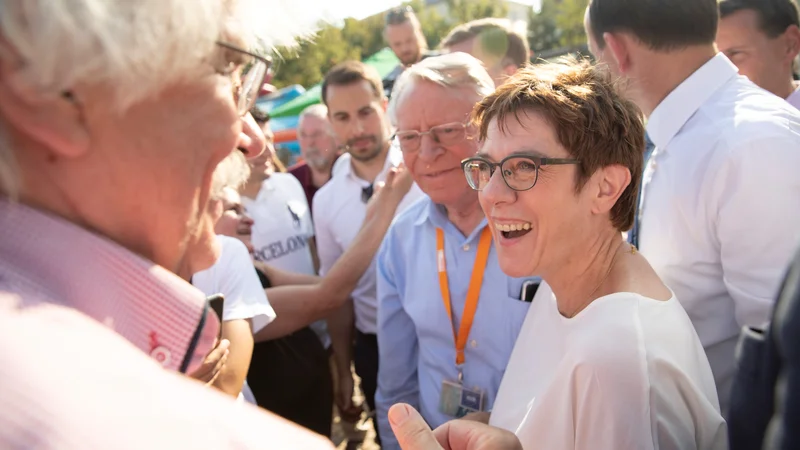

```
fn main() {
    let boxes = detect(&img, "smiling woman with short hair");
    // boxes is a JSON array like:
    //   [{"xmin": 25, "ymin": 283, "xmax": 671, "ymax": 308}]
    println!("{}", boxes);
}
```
[{"xmin": 466, "ymin": 58, "xmax": 728, "ymax": 450}]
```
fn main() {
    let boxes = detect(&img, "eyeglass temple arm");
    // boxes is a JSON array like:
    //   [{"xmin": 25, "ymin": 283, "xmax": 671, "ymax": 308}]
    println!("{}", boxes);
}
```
[{"xmin": 539, "ymin": 158, "xmax": 580, "ymax": 165}]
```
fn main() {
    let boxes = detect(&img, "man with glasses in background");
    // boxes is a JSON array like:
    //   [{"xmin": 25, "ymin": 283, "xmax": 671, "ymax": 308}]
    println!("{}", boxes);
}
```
[
  {"xmin": 374, "ymin": 52, "xmax": 541, "ymax": 450},
  {"xmin": 313, "ymin": 60, "xmax": 424, "ymax": 445},
  {"xmin": 382, "ymin": 5, "xmax": 441, "ymax": 99}
]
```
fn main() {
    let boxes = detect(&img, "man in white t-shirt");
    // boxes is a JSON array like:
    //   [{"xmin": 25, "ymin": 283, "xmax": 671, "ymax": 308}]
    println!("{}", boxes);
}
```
[
  {"xmin": 717, "ymin": 0, "xmax": 800, "ymax": 109},
  {"xmin": 315, "ymin": 61, "xmax": 425, "ymax": 443},
  {"xmin": 239, "ymin": 114, "xmax": 336, "ymax": 433},
  {"xmin": 241, "ymin": 117, "xmax": 330, "ymax": 348},
  {"xmin": 241, "ymin": 126, "xmax": 318, "ymax": 277}
]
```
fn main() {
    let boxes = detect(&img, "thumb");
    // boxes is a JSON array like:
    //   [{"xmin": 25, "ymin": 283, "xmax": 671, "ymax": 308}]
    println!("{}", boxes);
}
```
[{"xmin": 389, "ymin": 403, "xmax": 443, "ymax": 450}]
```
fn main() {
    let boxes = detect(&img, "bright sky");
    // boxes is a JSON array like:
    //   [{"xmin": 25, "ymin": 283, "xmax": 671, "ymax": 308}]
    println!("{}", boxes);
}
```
[{"xmin": 320, "ymin": 0, "xmax": 542, "ymax": 21}]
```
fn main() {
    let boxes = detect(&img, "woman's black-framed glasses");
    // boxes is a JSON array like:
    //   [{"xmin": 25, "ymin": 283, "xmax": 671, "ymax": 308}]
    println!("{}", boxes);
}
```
[
  {"xmin": 215, "ymin": 41, "xmax": 272, "ymax": 116},
  {"xmin": 461, "ymin": 155, "xmax": 580, "ymax": 191},
  {"xmin": 393, "ymin": 122, "xmax": 472, "ymax": 153}
]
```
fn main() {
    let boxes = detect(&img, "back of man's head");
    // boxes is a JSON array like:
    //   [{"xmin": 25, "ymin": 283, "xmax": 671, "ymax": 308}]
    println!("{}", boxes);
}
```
[
  {"xmin": 588, "ymin": 0, "xmax": 718, "ymax": 51},
  {"xmin": 441, "ymin": 18, "xmax": 530, "ymax": 69},
  {"xmin": 719, "ymin": 0, "xmax": 800, "ymax": 37}
]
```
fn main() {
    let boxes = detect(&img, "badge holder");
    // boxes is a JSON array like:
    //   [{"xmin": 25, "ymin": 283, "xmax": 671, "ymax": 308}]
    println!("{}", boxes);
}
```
[{"xmin": 439, "ymin": 366, "xmax": 484, "ymax": 418}]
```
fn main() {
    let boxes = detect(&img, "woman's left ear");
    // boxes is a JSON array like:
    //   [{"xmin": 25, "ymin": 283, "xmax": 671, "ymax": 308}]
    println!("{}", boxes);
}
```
[{"xmin": 592, "ymin": 164, "xmax": 631, "ymax": 215}]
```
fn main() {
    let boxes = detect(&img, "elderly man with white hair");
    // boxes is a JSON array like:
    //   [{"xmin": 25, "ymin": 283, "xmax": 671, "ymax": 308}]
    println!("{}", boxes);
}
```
[
  {"xmin": 374, "ymin": 52, "xmax": 543, "ymax": 449},
  {"xmin": 289, "ymin": 103, "xmax": 341, "ymax": 211},
  {"xmin": 0, "ymin": 0, "xmax": 334, "ymax": 448}
]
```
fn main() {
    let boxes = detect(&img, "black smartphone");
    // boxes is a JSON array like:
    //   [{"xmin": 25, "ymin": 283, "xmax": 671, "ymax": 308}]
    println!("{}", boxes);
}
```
[
  {"xmin": 207, "ymin": 294, "xmax": 225, "ymax": 321},
  {"xmin": 520, "ymin": 280, "xmax": 540, "ymax": 303}
]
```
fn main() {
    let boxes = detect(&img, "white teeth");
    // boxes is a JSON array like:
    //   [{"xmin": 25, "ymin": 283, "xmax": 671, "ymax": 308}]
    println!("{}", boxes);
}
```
[{"xmin": 494, "ymin": 222, "xmax": 532, "ymax": 232}]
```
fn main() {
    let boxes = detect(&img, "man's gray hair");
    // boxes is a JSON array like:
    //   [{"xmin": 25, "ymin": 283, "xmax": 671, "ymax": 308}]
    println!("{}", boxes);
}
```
[
  {"xmin": 210, "ymin": 151, "xmax": 250, "ymax": 200},
  {"xmin": 299, "ymin": 103, "xmax": 329, "ymax": 123},
  {"xmin": 0, "ymin": 0, "xmax": 318, "ymax": 196},
  {"xmin": 387, "ymin": 52, "xmax": 495, "ymax": 126}
]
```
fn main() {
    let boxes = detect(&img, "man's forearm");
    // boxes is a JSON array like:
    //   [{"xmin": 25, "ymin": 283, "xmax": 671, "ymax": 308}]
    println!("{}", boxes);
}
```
[
  {"xmin": 328, "ymin": 299, "xmax": 355, "ymax": 377},
  {"xmin": 214, "ymin": 320, "xmax": 253, "ymax": 397},
  {"xmin": 254, "ymin": 261, "xmax": 320, "ymax": 286}
]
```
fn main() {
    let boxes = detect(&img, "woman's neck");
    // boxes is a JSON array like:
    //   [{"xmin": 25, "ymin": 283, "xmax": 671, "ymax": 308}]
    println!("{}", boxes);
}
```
[{"xmin": 544, "ymin": 231, "xmax": 629, "ymax": 318}]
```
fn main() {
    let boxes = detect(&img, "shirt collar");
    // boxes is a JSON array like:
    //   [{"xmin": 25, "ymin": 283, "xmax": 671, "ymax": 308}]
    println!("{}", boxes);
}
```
[
  {"xmin": 413, "ymin": 197, "xmax": 489, "ymax": 241},
  {"xmin": 413, "ymin": 197, "xmax": 447, "ymax": 227},
  {"xmin": 0, "ymin": 198, "xmax": 218, "ymax": 374},
  {"xmin": 786, "ymin": 81, "xmax": 800, "ymax": 105},
  {"xmin": 646, "ymin": 53, "xmax": 738, "ymax": 151},
  {"xmin": 342, "ymin": 142, "xmax": 401, "ymax": 185},
  {"xmin": 241, "ymin": 175, "xmax": 278, "ymax": 206}
]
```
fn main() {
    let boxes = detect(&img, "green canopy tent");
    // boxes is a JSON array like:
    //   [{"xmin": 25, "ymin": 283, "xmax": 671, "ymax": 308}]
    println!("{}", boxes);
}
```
[{"xmin": 269, "ymin": 47, "xmax": 400, "ymax": 119}]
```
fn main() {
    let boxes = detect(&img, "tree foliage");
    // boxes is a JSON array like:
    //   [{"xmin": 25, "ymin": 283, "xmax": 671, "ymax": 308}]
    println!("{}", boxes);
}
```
[
  {"xmin": 527, "ymin": 0, "xmax": 589, "ymax": 57},
  {"xmin": 270, "ymin": 0, "xmax": 589, "ymax": 88},
  {"xmin": 271, "ymin": 0, "xmax": 509, "ymax": 89}
]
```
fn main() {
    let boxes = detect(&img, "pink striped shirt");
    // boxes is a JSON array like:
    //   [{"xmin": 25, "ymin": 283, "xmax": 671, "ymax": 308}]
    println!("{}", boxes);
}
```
[{"xmin": 0, "ymin": 198, "xmax": 333, "ymax": 449}]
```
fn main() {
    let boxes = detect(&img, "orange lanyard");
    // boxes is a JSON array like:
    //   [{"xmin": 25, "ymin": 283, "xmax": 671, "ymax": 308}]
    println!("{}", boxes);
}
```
[{"xmin": 436, "ymin": 226, "xmax": 492, "ymax": 367}]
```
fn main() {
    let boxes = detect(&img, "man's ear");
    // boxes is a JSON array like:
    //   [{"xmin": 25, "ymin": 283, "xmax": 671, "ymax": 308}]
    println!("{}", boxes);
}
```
[
  {"xmin": 0, "ymin": 56, "xmax": 90, "ymax": 159},
  {"xmin": 603, "ymin": 32, "xmax": 632, "ymax": 74},
  {"xmin": 502, "ymin": 63, "xmax": 517, "ymax": 78},
  {"xmin": 590, "ymin": 164, "xmax": 631, "ymax": 217},
  {"xmin": 782, "ymin": 25, "xmax": 800, "ymax": 65}
]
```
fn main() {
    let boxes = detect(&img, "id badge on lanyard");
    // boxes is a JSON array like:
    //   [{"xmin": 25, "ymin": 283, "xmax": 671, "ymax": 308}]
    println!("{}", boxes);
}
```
[{"xmin": 436, "ymin": 226, "xmax": 492, "ymax": 418}]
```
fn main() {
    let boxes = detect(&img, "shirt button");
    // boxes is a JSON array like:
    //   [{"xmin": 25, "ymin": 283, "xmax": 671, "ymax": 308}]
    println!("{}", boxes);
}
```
[
  {"xmin": 463, "ymin": 244, "xmax": 470, "ymax": 251},
  {"xmin": 150, "ymin": 346, "xmax": 172, "ymax": 366},
  {"xmin": 470, "ymin": 340, "xmax": 478, "ymax": 348}
]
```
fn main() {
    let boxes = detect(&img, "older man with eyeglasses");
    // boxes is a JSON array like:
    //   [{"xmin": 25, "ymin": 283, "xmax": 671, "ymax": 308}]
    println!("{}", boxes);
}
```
[
  {"xmin": 374, "ymin": 52, "xmax": 544, "ymax": 450},
  {"xmin": 0, "ymin": 0, "xmax": 334, "ymax": 448}
]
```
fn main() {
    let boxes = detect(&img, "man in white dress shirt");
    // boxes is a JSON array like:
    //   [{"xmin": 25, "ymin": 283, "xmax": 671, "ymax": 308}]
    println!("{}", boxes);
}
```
[
  {"xmin": 314, "ymin": 61, "xmax": 424, "ymax": 444},
  {"xmin": 717, "ymin": 0, "xmax": 800, "ymax": 109},
  {"xmin": 586, "ymin": 0, "xmax": 800, "ymax": 411}
]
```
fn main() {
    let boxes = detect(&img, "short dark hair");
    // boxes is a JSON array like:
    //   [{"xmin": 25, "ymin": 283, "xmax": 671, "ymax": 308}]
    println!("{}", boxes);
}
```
[
  {"xmin": 321, "ymin": 61, "xmax": 384, "ymax": 105},
  {"xmin": 472, "ymin": 57, "xmax": 644, "ymax": 231},
  {"xmin": 440, "ymin": 18, "xmax": 530, "ymax": 68},
  {"xmin": 385, "ymin": 5, "xmax": 416, "ymax": 26},
  {"xmin": 719, "ymin": 0, "xmax": 800, "ymax": 37},
  {"xmin": 588, "ymin": 0, "xmax": 718, "ymax": 51}
]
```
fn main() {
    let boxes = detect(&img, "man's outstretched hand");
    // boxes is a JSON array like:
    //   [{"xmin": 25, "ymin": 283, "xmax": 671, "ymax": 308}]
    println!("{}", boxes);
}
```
[{"xmin": 389, "ymin": 403, "xmax": 522, "ymax": 450}]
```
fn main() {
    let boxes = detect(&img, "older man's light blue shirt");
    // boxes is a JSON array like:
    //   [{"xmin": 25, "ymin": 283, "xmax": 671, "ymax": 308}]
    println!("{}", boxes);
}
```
[{"xmin": 375, "ymin": 197, "xmax": 536, "ymax": 449}]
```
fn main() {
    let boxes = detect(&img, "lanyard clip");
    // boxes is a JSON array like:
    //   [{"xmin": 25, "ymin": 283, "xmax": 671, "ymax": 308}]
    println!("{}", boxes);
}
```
[{"xmin": 457, "ymin": 365, "xmax": 464, "ymax": 384}]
